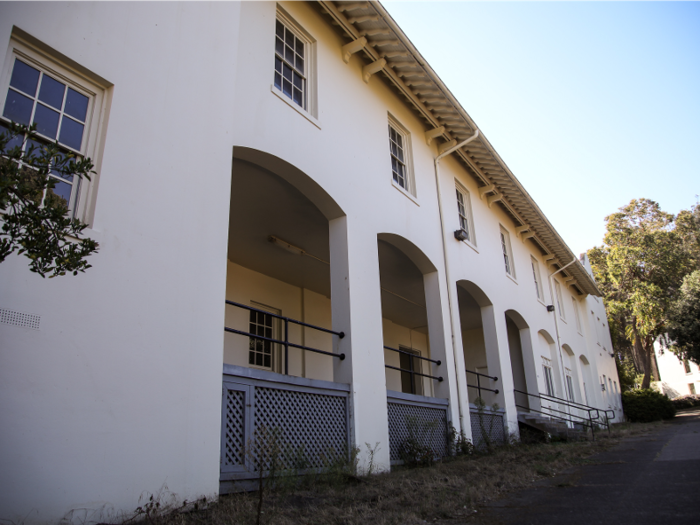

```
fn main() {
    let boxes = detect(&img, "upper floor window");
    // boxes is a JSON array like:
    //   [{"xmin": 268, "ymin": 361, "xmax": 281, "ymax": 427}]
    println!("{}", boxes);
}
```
[
  {"xmin": 572, "ymin": 296, "xmax": 582, "ymax": 333},
  {"xmin": 500, "ymin": 227, "xmax": 515, "ymax": 278},
  {"xmin": 271, "ymin": 8, "xmax": 317, "ymax": 121},
  {"xmin": 1, "ymin": 34, "xmax": 107, "ymax": 221},
  {"xmin": 455, "ymin": 183, "xmax": 475, "ymax": 245},
  {"xmin": 531, "ymin": 257, "xmax": 543, "ymax": 300},
  {"xmin": 684, "ymin": 360, "xmax": 692, "ymax": 374},
  {"xmin": 388, "ymin": 115, "xmax": 415, "ymax": 196},
  {"xmin": 554, "ymin": 280, "xmax": 566, "ymax": 320},
  {"xmin": 274, "ymin": 18, "xmax": 306, "ymax": 109}
]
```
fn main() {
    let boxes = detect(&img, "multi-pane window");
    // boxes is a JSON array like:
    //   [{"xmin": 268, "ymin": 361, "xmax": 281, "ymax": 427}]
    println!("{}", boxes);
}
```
[
  {"xmin": 274, "ymin": 19, "xmax": 306, "ymax": 109},
  {"xmin": 572, "ymin": 297, "xmax": 582, "ymax": 332},
  {"xmin": 500, "ymin": 228, "xmax": 514, "ymax": 277},
  {"xmin": 684, "ymin": 360, "xmax": 692, "ymax": 374},
  {"xmin": 455, "ymin": 184, "xmax": 475, "ymax": 244},
  {"xmin": 531, "ymin": 257, "xmax": 543, "ymax": 300},
  {"xmin": 554, "ymin": 281, "xmax": 565, "ymax": 320},
  {"xmin": 2, "ymin": 57, "xmax": 91, "ymax": 214},
  {"xmin": 389, "ymin": 124, "xmax": 407, "ymax": 190},
  {"xmin": 566, "ymin": 372, "xmax": 575, "ymax": 402},
  {"xmin": 248, "ymin": 309, "xmax": 277, "ymax": 370},
  {"xmin": 543, "ymin": 363, "xmax": 555, "ymax": 397}
]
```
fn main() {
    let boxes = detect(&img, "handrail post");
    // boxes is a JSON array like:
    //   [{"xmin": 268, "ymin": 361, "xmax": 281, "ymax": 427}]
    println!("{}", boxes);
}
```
[
  {"xmin": 477, "ymin": 373, "xmax": 482, "ymax": 402},
  {"xmin": 590, "ymin": 409, "xmax": 595, "ymax": 441},
  {"xmin": 284, "ymin": 318, "xmax": 289, "ymax": 376}
]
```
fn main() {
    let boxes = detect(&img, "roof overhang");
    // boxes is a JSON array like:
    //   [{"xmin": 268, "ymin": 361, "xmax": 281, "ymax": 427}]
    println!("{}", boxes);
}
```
[{"xmin": 317, "ymin": 1, "xmax": 602, "ymax": 296}]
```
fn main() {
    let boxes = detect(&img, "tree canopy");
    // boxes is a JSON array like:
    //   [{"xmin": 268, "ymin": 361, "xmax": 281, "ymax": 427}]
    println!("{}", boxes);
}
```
[
  {"xmin": 588, "ymin": 199, "xmax": 697, "ymax": 389},
  {"xmin": 667, "ymin": 270, "xmax": 700, "ymax": 366},
  {"xmin": 0, "ymin": 122, "xmax": 98, "ymax": 277}
]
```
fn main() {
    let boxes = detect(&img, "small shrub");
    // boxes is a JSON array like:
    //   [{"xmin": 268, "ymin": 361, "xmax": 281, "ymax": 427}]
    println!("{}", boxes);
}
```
[
  {"xmin": 671, "ymin": 394, "xmax": 700, "ymax": 410},
  {"xmin": 622, "ymin": 389, "xmax": 676, "ymax": 422}
]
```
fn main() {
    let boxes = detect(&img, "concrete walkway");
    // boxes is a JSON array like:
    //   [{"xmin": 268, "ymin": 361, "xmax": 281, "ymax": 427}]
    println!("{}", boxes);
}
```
[{"xmin": 472, "ymin": 408, "xmax": 700, "ymax": 525}]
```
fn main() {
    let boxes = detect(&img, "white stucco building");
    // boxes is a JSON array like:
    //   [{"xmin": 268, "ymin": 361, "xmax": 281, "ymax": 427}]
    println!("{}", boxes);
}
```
[
  {"xmin": 655, "ymin": 342, "xmax": 700, "ymax": 398},
  {"xmin": 0, "ymin": 2, "xmax": 622, "ymax": 523}
]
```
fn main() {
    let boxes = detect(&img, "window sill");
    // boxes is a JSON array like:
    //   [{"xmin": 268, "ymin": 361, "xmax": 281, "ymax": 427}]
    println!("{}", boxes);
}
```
[
  {"xmin": 505, "ymin": 273, "xmax": 518, "ymax": 285},
  {"xmin": 270, "ymin": 85, "xmax": 321, "ymax": 130},
  {"xmin": 392, "ymin": 180, "xmax": 419, "ymax": 206},
  {"xmin": 460, "ymin": 239, "xmax": 479, "ymax": 254}
]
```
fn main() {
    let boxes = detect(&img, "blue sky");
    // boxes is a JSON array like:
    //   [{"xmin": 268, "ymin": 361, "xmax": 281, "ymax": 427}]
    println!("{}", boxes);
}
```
[{"xmin": 383, "ymin": 1, "xmax": 700, "ymax": 256}]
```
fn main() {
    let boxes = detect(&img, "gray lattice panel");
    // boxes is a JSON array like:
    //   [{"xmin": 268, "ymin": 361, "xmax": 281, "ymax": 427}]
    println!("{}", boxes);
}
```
[
  {"xmin": 387, "ymin": 402, "xmax": 448, "ymax": 461},
  {"xmin": 253, "ymin": 387, "xmax": 347, "ymax": 469},
  {"xmin": 469, "ymin": 410, "xmax": 505, "ymax": 450},
  {"xmin": 223, "ymin": 389, "xmax": 246, "ymax": 467}
]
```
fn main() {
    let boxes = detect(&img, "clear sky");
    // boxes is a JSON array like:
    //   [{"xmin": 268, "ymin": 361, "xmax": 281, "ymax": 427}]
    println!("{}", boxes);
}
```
[{"xmin": 383, "ymin": 1, "xmax": 700, "ymax": 256}]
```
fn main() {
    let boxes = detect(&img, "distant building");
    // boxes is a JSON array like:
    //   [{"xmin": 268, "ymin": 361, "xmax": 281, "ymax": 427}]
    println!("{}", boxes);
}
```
[
  {"xmin": 0, "ymin": 2, "xmax": 622, "ymax": 523},
  {"xmin": 654, "ymin": 342, "xmax": 700, "ymax": 398}
]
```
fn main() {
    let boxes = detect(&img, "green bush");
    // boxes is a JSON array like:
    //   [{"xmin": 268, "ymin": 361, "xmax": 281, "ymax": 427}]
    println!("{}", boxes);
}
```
[
  {"xmin": 671, "ymin": 395, "xmax": 700, "ymax": 410},
  {"xmin": 622, "ymin": 389, "xmax": 676, "ymax": 422}
]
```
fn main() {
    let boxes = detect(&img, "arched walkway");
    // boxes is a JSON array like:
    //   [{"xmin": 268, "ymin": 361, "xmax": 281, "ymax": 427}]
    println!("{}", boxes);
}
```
[{"xmin": 505, "ymin": 310, "xmax": 539, "ymax": 412}]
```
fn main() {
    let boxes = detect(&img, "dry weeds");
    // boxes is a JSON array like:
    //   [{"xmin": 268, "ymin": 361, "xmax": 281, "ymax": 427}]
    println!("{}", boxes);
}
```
[{"xmin": 128, "ymin": 421, "xmax": 661, "ymax": 525}]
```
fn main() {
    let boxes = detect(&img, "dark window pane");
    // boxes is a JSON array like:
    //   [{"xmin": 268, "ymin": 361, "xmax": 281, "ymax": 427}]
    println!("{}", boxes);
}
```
[
  {"xmin": 38, "ymin": 75, "xmax": 66, "ymax": 110},
  {"xmin": 283, "ymin": 63, "xmax": 292, "ymax": 81},
  {"xmin": 285, "ymin": 29, "xmax": 294, "ymax": 47},
  {"xmin": 295, "ymin": 36, "xmax": 303, "ymax": 55},
  {"xmin": 249, "ymin": 310, "xmax": 255, "ymax": 322},
  {"xmin": 50, "ymin": 151, "xmax": 74, "ymax": 182},
  {"xmin": 283, "ymin": 79, "xmax": 292, "ymax": 97},
  {"xmin": 296, "ymin": 56, "xmax": 304, "ymax": 74},
  {"xmin": 9, "ymin": 60, "xmax": 40, "ymax": 96},
  {"xmin": 264, "ymin": 355, "xmax": 271, "ymax": 368},
  {"xmin": 256, "ymin": 353, "xmax": 262, "ymax": 366},
  {"xmin": 274, "ymin": 72, "xmax": 282, "ymax": 90},
  {"xmin": 293, "ymin": 88, "xmax": 302, "ymax": 106},
  {"xmin": 275, "ymin": 56, "xmax": 282, "ymax": 73},
  {"xmin": 275, "ymin": 37, "xmax": 284, "ymax": 56},
  {"xmin": 0, "ymin": 123, "xmax": 24, "ymax": 151},
  {"xmin": 293, "ymin": 73, "xmax": 302, "ymax": 90},
  {"xmin": 64, "ymin": 88, "xmax": 88, "ymax": 122},
  {"xmin": 59, "ymin": 117, "xmax": 84, "ymax": 150},
  {"xmin": 276, "ymin": 20, "xmax": 284, "ymax": 38},
  {"xmin": 33, "ymin": 104, "xmax": 60, "ymax": 139},
  {"xmin": 285, "ymin": 45, "xmax": 294, "ymax": 64},
  {"xmin": 3, "ymin": 89, "xmax": 34, "ymax": 125},
  {"xmin": 46, "ymin": 178, "xmax": 72, "ymax": 210}
]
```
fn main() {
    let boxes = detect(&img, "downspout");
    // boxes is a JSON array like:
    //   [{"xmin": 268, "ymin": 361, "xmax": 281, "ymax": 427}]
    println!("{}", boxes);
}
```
[
  {"xmin": 548, "ymin": 257, "xmax": 577, "ymax": 420},
  {"xmin": 434, "ymin": 129, "xmax": 480, "ymax": 433}
]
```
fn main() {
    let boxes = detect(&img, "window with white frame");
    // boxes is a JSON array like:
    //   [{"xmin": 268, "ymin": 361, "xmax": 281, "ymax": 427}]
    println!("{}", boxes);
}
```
[
  {"xmin": 500, "ymin": 227, "xmax": 515, "ymax": 278},
  {"xmin": 388, "ymin": 116, "xmax": 414, "ymax": 195},
  {"xmin": 1, "ymin": 36, "xmax": 106, "ymax": 219},
  {"xmin": 455, "ymin": 182, "xmax": 475, "ymax": 244},
  {"xmin": 272, "ymin": 9, "xmax": 316, "ymax": 117},
  {"xmin": 399, "ymin": 346, "xmax": 423, "ymax": 396},
  {"xmin": 248, "ymin": 303, "xmax": 281, "ymax": 371},
  {"xmin": 531, "ymin": 257, "xmax": 543, "ymax": 300},
  {"xmin": 572, "ymin": 296, "xmax": 582, "ymax": 333},
  {"xmin": 554, "ymin": 280, "xmax": 566, "ymax": 320},
  {"xmin": 542, "ymin": 359, "xmax": 555, "ymax": 397},
  {"xmin": 684, "ymin": 360, "xmax": 692, "ymax": 374},
  {"xmin": 565, "ymin": 369, "xmax": 575, "ymax": 402}
]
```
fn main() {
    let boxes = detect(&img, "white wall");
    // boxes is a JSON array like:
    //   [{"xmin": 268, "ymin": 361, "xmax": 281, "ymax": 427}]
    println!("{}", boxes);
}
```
[{"xmin": 655, "ymin": 343, "xmax": 700, "ymax": 398}]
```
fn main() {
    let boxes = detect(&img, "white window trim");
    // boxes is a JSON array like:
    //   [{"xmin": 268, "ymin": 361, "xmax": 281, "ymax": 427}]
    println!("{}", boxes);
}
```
[
  {"xmin": 554, "ymin": 280, "xmax": 566, "ymax": 322},
  {"xmin": 572, "ymin": 296, "xmax": 583, "ymax": 334},
  {"xmin": 455, "ymin": 181, "xmax": 477, "ymax": 248},
  {"xmin": 387, "ymin": 113, "xmax": 416, "ymax": 199},
  {"xmin": 248, "ymin": 301, "xmax": 282, "ymax": 373},
  {"xmin": 500, "ymin": 226, "xmax": 516, "ymax": 281},
  {"xmin": 1, "ymin": 30, "xmax": 110, "ymax": 225},
  {"xmin": 272, "ymin": 6, "xmax": 318, "ymax": 120},
  {"xmin": 531, "ymin": 256, "xmax": 544, "ymax": 303}
]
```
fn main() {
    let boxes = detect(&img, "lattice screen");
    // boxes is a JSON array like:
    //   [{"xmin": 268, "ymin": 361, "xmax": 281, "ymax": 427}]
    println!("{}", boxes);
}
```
[
  {"xmin": 223, "ymin": 389, "xmax": 246, "ymax": 467},
  {"xmin": 469, "ymin": 410, "xmax": 505, "ymax": 450},
  {"xmin": 387, "ymin": 402, "xmax": 448, "ymax": 461},
  {"xmin": 252, "ymin": 387, "xmax": 347, "ymax": 469}
]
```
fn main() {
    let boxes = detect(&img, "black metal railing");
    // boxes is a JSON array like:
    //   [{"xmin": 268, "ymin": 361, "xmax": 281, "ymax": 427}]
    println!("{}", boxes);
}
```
[
  {"xmin": 465, "ymin": 369, "xmax": 499, "ymax": 400},
  {"xmin": 224, "ymin": 300, "xmax": 345, "ymax": 375},
  {"xmin": 513, "ymin": 389, "xmax": 612, "ymax": 440},
  {"xmin": 384, "ymin": 346, "xmax": 443, "ymax": 392}
]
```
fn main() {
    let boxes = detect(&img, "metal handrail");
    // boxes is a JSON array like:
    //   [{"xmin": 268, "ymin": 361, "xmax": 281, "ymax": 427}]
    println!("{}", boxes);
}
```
[
  {"xmin": 224, "ymin": 300, "xmax": 345, "ymax": 375},
  {"xmin": 383, "ymin": 345, "xmax": 443, "ymax": 393},
  {"xmin": 465, "ymin": 368, "xmax": 499, "ymax": 399},
  {"xmin": 513, "ymin": 388, "xmax": 607, "ymax": 440}
]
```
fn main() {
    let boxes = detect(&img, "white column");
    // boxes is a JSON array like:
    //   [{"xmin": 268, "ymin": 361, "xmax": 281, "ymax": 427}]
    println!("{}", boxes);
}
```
[
  {"xmin": 481, "ymin": 307, "xmax": 519, "ymax": 437},
  {"xmin": 329, "ymin": 216, "xmax": 390, "ymax": 472}
]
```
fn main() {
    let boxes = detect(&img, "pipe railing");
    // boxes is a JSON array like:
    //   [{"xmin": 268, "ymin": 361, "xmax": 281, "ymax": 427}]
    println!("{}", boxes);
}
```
[
  {"xmin": 465, "ymin": 369, "xmax": 499, "ymax": 401},
  {"xmin": 224, "ymin": 300, "xmax": 345, "ymax": 375},
  {"xmin": 513, "ymin": 389, "xmax": 612, "ymax": 440},
  {"xmin": 384, "ymin": 345, "xmax": 443, "ymax": 394}
]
